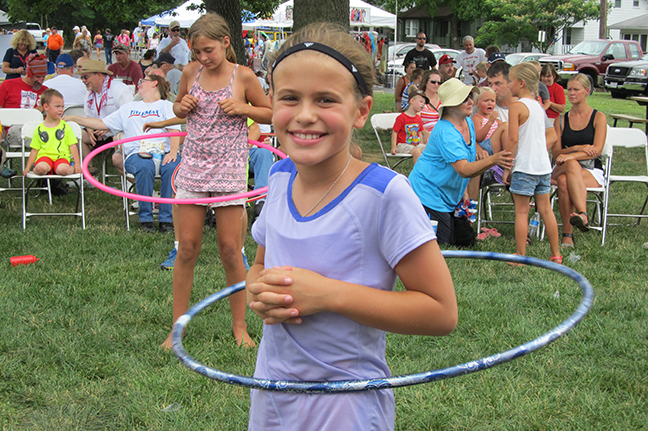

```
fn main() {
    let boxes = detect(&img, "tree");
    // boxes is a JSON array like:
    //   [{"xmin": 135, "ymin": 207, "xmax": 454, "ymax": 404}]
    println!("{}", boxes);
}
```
[
  {"xmin": 477, "ymin": 0, "xmax": 600, "ymax": 53},
  {"xmin": 293, "ymin": 0, "xmax": 350, "ymax": 32}
]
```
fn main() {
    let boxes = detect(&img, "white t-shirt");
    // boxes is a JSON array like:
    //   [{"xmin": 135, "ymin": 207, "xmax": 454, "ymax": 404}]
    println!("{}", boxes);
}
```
[
  {"xmin": 156, "ymin": 37, "xmax": 191, "ymax": 66},
  {"xmin": 45, "ymin": 74, "xmax": 88, "ymax": 108},
  {"xmin": 456, "ymin": 49, "xmax": 487, "ymax": 85},
  {"xmin": 102, "ymin": 99, "xmax": 180, "ymax": 159}
]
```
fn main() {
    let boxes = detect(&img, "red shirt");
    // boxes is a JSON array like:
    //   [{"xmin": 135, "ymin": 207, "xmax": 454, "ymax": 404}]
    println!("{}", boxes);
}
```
[
  {"xmin": 0, "ymin": 78, "xmax": 47, "ymax": 109},
  {"xmin": 107, "ymin": 60, "xmax": 143, "ymax": 87},
  {"xmin": 546, "ymin": 82, "xmax": 566, "ymax": 119},
  {"xmin": 393, "ymin": 112, "xmax": 423, "ymax": 145}
]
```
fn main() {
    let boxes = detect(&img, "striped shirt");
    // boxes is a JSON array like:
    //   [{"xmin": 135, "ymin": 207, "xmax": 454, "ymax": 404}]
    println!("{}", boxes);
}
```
[{"xmin": 421, "ymin": 101, "xmax": 441, "ymax": 132}]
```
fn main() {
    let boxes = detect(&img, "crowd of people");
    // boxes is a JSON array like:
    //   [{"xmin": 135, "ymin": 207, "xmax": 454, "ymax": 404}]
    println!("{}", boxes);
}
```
[{"xmin": 390, "ymin": 32, "xmax": 606, "ymax": 261}]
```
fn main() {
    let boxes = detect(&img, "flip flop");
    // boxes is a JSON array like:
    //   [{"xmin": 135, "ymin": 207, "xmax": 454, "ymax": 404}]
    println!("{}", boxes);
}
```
[{"xmin": 569, "ymin": 212, "xmax": 590, "ymax": 233}]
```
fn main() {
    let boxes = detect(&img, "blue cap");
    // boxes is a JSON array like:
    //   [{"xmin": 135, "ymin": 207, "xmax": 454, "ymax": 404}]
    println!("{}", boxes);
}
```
[
  {"xmin": 488, "ymin": 52, "xmax": 506, "ymax": 64},
  {"xmin": 56, "ymin": 53, "xmax": 74, "ymax": 68}
]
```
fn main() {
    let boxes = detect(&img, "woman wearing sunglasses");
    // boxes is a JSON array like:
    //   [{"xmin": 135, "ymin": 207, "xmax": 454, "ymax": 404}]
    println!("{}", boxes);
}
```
[{"xmin": 409, "ymin": 79, "xmax": 514, "ymax": 245}]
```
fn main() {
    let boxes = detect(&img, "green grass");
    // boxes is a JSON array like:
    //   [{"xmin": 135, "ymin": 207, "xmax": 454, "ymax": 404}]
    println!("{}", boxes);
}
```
[{"xmin": 1, "ymin": 90, "xmax": 647, "ymax": 430}]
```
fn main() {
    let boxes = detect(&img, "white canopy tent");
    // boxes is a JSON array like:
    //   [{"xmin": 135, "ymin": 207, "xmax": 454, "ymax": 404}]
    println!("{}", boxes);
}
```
[
  {"xmin": 143, "ymin": 1, "xmax": 203, "ymax": 28},
  {"xmin": 249, "ymin": 0, "xmax": 396, "ymax": 30}
]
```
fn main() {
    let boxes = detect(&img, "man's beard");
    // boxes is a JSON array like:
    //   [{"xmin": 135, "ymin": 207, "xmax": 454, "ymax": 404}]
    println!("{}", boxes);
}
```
[{"xmin": 32, "ymin": 81, "xmax": 42, "ymax": 91}]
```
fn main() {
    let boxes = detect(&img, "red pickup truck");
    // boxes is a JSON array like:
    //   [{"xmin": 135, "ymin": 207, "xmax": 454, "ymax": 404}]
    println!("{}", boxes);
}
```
[{"xmin": 539, "ymin": 40, "xmax": 643, "ymax": 93}]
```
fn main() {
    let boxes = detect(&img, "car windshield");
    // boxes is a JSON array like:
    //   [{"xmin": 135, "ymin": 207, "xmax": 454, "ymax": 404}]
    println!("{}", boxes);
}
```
[
  {"xmin": 505, "ymin": 54, "xmax": 525, "ymax": 66},
  {"xmin": 568, "ymin": 41, "xmax": 608, "ymax": 56}
]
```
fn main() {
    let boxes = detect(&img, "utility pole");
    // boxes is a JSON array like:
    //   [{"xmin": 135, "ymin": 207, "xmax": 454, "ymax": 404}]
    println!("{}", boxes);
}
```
[{"xmin": 599, "ymin": 0, "xmax": 607, "ymax": 39}]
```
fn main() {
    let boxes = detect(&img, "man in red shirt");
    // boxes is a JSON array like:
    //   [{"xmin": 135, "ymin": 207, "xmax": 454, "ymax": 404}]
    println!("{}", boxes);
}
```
[
  {"xmin": 0, "ymin": 54, "xmax": 48, "ymax": 178},
  {"xmin": 107, "ymin": 43, "xmax": 143, "ymax": 88},
  {"xmin": 46, "ymin": 27, "xmax": 64, "ymax": 63}
]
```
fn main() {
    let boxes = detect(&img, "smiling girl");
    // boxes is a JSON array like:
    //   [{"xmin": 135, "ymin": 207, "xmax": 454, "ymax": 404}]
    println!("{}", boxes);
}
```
[
  {"xmin": 246, "ymin": 23, "xmax": 458, "ymax": 430},
  {"xmin": 163, "ymin": 13, "xmax": 272, "ymax": 349}
]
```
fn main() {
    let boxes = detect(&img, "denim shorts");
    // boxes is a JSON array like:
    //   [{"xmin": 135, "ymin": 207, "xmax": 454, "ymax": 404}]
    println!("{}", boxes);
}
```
[{"xmin": 510, "ymin": 172, "xmax": 551, "ymax": 196}]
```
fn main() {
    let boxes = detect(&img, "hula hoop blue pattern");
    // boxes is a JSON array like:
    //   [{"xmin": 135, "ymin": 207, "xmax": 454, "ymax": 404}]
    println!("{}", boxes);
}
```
[{"xmin": 172, "ymin": 251, "xmax": 594, "ymax": 393}]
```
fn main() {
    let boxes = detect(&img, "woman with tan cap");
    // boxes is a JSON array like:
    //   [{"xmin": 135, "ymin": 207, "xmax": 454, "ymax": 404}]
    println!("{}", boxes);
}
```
[
  {"xmin": 409, "ymin": 78, "xmax": 514, "ymax": 245},
  {"xmin": 77, "ymin": 59, "xmax": 133, "ymax": 174}
]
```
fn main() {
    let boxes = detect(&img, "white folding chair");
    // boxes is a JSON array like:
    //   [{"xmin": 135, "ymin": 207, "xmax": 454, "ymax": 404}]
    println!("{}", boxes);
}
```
[
  {"xmin": 585, "ymin": 127, "xmax": 614, "ymax": 245},
  {"xmin": 605, "ymin": 126, "xmax": 648, "ymax": 227},
  {"xmin": 0, "ymin": 108, "xmax": 45, "ymax": 192},
  {"xmin": 21, "ymin": 121, "xmax": 86, "ymax": 229},
  {"xmin": 371, "ymin": 113, "xmax": 412, "ymax": 169}
]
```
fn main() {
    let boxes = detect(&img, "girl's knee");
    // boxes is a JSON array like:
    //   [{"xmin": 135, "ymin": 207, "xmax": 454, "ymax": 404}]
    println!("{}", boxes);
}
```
[{"xmin": 178, "ymin": 239, "xmax": 201, "ymax": 260}]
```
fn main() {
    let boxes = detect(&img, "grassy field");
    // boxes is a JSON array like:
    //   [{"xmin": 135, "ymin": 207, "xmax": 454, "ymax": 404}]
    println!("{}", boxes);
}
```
[{"xmin": 1, "ymin": 89, "xmax": 647, "ymax": 430}]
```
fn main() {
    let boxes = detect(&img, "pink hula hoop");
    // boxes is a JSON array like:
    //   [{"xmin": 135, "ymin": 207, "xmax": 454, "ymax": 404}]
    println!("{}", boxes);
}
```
[{"xmin": 82, "ymin": 132, "xmax": 286, "ymax": 205}]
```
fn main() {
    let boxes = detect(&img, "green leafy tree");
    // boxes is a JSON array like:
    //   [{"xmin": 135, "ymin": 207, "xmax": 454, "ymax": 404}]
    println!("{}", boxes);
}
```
[
  {"xmin": 477, "ymin": 0, "xmax": 600, "ymax": 52},
  {"xmin": 367, "ymin": 0, "xmax": 490, "ymax": 48}
]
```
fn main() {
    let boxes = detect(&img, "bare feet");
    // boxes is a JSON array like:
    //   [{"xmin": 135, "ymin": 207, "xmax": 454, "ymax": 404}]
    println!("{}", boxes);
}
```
[
  {"xmin": 235, "ymin": 328, "xmax": 256, "ymax": 348},
  {"xmin": 160, "ymin": 333, "xmax": 173, "ymax": 350}
]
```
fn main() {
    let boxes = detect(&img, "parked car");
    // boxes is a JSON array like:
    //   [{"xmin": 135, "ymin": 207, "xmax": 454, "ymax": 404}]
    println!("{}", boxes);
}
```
[
  {"xmin": 604, "ymin": 53, "xmax": 648, "ymax": 98},
  {"xmin": 540, "ymin": 40, "xmax": 643, "ymax": 93},
  {"xmin": 505, "ymin": 52, "xmax": 548, "ymax": 66}
]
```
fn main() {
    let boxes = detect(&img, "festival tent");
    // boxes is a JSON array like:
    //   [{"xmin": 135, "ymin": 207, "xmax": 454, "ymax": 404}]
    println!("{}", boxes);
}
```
[
  {"xmin": 251, "ymin": 0, "xmax": 396, "ymax": 29},
  {"xmin": 142, "ymin": 1, "xmax": 203, "ymax": 28}
]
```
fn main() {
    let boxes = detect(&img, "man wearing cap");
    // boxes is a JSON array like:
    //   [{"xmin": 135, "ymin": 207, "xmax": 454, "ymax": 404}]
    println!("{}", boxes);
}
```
[
  {"xmin": 44, "ymin": 53, "xmax": 88, "ymax": 108},
  {"xmin": 152, "ymin": 52, "xmax": 181, "ymax": 94},
  {"xmin": 72, "ymin": 26, "xmax": 81, "ymax": 39},
  {"xmin": 402, "ymin": 32, "xmax": 436, "ymax": 71},
  {"xmin": 46, "ymin": 27, "xmax": 64, "ymax": 63},
  {"xmin": 455, "ymin": 36, "xmax": 487, "ymax": 85},
  {"xmin": 108, "ymin": 43, "xmax": 143, "ymax": 87},
  {"xmin": 156, "ymin": 20, "xmax": 190, "ymax": 67},
  {"xmin": 438, "ymin": 55, "xmax": 457, "ymax": 82},
  {"xmin": 78, "ymin": 60, "xmax": 133, "ymax": 173},
  {"xmin": 487, "ymin": 52, "xmax": 506, "ymax": 66}
]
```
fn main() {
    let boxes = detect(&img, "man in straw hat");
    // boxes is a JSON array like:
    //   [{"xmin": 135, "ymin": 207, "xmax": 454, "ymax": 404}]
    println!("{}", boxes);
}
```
[
  {"xmin": 78, "ymin": 59, "xmax": 133, "ymax": 174},
  {"xmin": 156, "ymin": 20, "xmax": 190, "ymax": 67}
]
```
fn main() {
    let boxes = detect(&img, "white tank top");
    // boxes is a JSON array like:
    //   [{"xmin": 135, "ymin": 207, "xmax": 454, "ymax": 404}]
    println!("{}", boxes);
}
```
[{"xmin": 512, "ymin": 98, "xmax": 552, "ymax": 175}]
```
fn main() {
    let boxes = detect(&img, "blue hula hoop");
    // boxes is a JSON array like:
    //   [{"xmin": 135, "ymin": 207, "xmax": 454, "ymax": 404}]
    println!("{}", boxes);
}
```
[{"xmin": 172, "ymin": 251, "xmax": 594, "ymax": 393}]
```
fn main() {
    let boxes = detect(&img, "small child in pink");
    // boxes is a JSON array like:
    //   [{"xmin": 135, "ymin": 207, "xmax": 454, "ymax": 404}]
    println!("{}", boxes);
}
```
[{"xmin": 391, "ymin": 89, "xmax": 428, "ymax": 164}]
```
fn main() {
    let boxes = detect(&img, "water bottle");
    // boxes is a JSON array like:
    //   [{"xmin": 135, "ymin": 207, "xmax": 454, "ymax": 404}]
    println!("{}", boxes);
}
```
[
  {"xmin": 150, "ymin": 144, "xmax": 164, "ymax": 176},
  {"xmin": 528, "ymin": 212, "xmax": 540, "ymax": 238}
]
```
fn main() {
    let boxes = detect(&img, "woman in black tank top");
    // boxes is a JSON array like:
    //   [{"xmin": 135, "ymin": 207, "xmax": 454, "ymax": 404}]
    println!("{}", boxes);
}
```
[{"xmin": 551, "ymin": 74, "xmax": 607, "ymax": 247}]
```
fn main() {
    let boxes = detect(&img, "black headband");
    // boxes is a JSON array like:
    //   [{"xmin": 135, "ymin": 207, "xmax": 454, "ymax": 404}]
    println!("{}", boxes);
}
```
[{"xmin": 272, "ymin": 42, "xmax": 369, "ymax": 96}]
